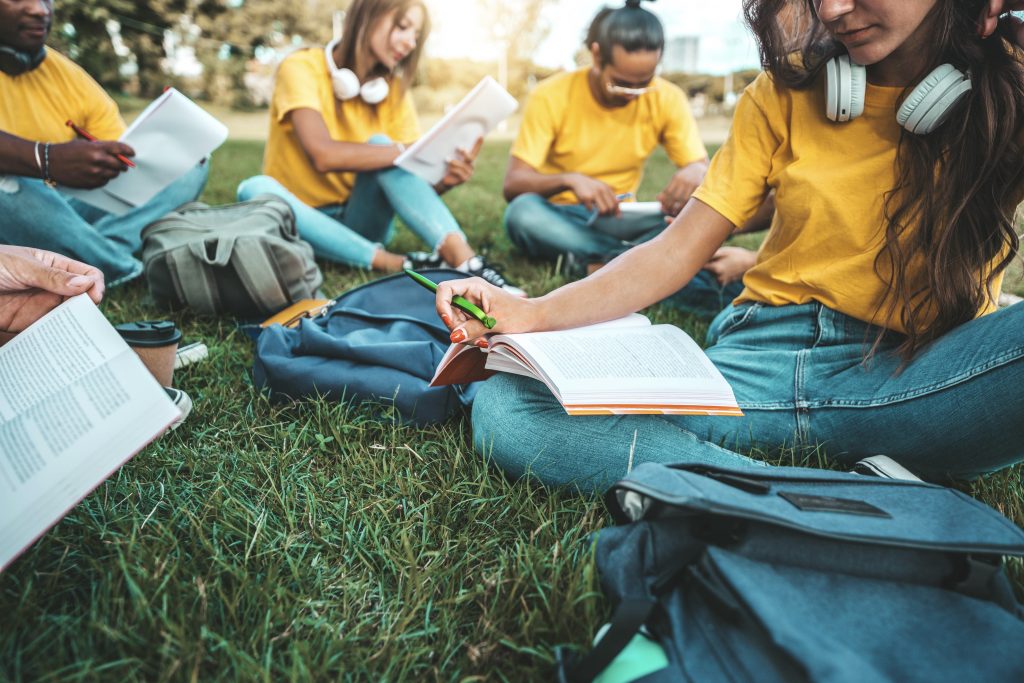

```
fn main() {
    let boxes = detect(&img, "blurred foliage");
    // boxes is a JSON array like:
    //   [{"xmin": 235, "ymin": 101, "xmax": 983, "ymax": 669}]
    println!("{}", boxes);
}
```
[{"xmin": 51, "ymin": 0, "xmax": 763, "ymax": 114}]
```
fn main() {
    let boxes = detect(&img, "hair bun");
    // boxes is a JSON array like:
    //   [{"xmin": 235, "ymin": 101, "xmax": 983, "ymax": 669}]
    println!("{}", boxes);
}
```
[{"xmin": 624, "ymin": 0, "xmax": 649, "ymax": 8}]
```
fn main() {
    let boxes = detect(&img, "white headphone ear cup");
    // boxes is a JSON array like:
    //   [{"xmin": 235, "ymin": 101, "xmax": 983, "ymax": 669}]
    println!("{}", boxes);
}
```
[
  {"xmin": 825, "ymin": 57, "xmax": 840, "ymax": 122},
  {"xmin": 847, "ymin": 61, "xmax": 866, "ymax": 119},
  {"xmin": 360, "ymin": 77, "xmax": 389, "ymax": 104},
  {"xmin": 897, "ymin": 64, "xmax": 971, "ymax": 134},
  {"xmin": 332, "ymin": 68, "xmax": 361, "ymax": 100}
]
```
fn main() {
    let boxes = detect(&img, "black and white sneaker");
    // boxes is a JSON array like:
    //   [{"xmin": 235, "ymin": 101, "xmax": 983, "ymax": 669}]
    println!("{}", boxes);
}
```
[
  {"xmin": 164, "ymin": 386, "xmax": 193, "ymax": 431},
  {"xmin": 852, "ymin": 455, "xmax": 922, "ymax": 482},
  {"xmin": 402, "ymin": 251, "xmax": 446, "ymax": 271},
  {"xmin": 460, "ymin": 255, "xmax": 525, "ymax": 296}
]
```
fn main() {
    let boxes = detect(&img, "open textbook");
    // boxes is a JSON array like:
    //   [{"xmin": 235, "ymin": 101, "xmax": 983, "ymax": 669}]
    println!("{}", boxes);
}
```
[
  {"xmin": 430, "ymin": 314, "xmax": 743, "ymax": 416},
  {"xmin": 0, "ymin": 295, "xmax": 180, "ymax": 572},
  {"xmin": 396, "ymin": 76, "xmax": 518, "ymax": 184},
  {"xmin": 62, "ymin": 88, "xmax": 229, "ymax": 215}
]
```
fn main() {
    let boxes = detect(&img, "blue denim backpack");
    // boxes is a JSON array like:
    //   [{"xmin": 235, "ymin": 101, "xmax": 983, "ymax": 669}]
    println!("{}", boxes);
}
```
[
  {"xmin": 559, "ymin": 462, "xmax": 1024, "ymax": 682},
  {"xmin": 253, "ymin": 269, "xmax": 477, "ymax": 425}
]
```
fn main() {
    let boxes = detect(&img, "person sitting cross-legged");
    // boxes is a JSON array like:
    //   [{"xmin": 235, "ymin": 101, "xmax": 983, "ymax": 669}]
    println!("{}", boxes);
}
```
[
  {"xmin": 503, "ymin": 0, "xmax": 770, "ymax": 317},
  {"xmin": 0, "ymin": 0, "xmax": 208, "ymax": 287}
]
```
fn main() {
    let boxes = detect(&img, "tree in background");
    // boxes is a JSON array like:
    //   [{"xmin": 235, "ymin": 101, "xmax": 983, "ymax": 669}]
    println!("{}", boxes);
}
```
[
  {"xmin": 191, "ymin": 0, "xmax": 335, "ymax": 108},
  {"xmin": 49, "ymin": 0, "xmax": 145, "ymax": 92},
  {"xmin": 480, "ymin": 0, "xmax": 555, "ymax": 100}
]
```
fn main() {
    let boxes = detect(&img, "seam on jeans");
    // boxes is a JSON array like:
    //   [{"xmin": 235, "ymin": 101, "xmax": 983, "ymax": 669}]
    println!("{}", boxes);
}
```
[
  {"xmin": 806, "ymin": 343, "xmax": 1024, "ymax": 407},
  {"xmin": 794, "ymin": 348, "xmax": 810, "ymax": 442}
]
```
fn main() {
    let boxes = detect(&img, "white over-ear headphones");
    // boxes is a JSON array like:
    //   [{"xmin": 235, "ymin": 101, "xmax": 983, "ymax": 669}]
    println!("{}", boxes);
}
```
[
  {"xmin": 324, "ymin": 39, "xmax": 390, "ymax": 105},
  {"xmin": 825, "ymin": 54, "xmax": 972, "ymax": 134}
]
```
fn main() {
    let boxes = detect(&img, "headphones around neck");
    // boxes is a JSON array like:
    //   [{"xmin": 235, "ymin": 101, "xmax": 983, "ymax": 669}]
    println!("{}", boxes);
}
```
[
  {"xmin": 324, "ymin": 39, "xmax": 389, "ymax": 104},
  {"xmin": 825, "ymin": 54, "xmax": 972, "ymax": 134},
  {"xmin": 0, "ymin": 45, "xmax": 46, "ymax": 77}
]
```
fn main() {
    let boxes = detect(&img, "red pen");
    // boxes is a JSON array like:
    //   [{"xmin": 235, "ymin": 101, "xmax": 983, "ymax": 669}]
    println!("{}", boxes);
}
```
[{"xmin": 65, "ymin": 120, "xmax": 136, "ymax": 168}]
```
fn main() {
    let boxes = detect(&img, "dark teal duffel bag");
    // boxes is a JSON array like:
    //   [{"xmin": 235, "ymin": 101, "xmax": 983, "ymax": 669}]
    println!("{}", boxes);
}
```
[{"xmin": 560, "ymin": 462, "xmax": 1024, "ymax": 683}]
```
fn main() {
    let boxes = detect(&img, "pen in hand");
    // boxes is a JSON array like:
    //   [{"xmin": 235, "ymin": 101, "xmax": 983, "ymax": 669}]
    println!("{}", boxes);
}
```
[
  {"xmin": 586, "ymin": 192, "xmax": 633, "ymax": 226},
  {"xmin": 404, "ymin": 269, "xmax": 497, "ymax": 330},
  {"xmin": 65, "ymin": 120, "xmax": 136, "ymax": 168}
]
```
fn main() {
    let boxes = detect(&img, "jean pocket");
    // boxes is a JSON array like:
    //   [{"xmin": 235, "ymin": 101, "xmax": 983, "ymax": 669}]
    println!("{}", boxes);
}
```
[{"xmin": 708, "ymin": 303, "xmax": 761, "ymax": 345}]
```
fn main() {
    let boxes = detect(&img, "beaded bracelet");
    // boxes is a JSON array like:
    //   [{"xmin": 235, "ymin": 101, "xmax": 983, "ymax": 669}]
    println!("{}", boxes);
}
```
[{"xmin": 41, "ymin": 142, "xmax": 56, "ymax": 187}]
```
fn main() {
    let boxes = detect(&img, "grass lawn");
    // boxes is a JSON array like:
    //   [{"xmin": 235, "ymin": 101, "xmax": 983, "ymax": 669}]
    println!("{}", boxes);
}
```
[{"xmin": 2, "ymin": 140, "xmax": 1022, "ymax": 681}]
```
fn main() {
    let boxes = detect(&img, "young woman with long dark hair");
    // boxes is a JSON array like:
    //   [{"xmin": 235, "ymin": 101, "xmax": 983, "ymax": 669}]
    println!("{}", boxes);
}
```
[{"xmin": 433, "ymin": 0, "xmax": 1024, "ymax": 492}]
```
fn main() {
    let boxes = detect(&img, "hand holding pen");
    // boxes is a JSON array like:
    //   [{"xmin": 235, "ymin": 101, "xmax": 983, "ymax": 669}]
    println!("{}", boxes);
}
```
[
  {"xmin": 37, "ymin": 120, "xmax": 136, "ymax": 190},
  {"xmin": 566, "ymin": 173, "xmax": 624, "ymax": 217}
]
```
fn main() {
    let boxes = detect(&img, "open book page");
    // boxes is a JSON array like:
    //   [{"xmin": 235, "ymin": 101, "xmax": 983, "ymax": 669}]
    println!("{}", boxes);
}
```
[
  {"xmin": 429, "ymin": 314, "xmax": 651, "ymax": 387},
  {"xmin": 62, "ymin": 89, "xmax": 228, "ymax": 214},
  {"xmin": 395, "ymin": 76, "xmax": 518, "ymax": 184},
  {"xmin": 491, "ymin": 324, "xmax": 741, "ymax": 415},
  {"xmin": 0, "ymin": 295, "xmax": 179, "ymax": 571}
]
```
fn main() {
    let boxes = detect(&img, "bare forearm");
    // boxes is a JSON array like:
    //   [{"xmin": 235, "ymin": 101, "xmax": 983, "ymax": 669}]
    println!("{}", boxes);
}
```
[
  {"xmin": 306, "ymin": 140, "xmax": 399, "ymax": 173},
  {"xmin": 503, "ymin": 157, "xmax": 578, "ymax": 201},
  {"xmin": 0, "ymin": 131, "xmax": 42, "ymax": 177},
  {"xmin": 531, "ymin": 199, "xmax": 734, "ymax": 330}
]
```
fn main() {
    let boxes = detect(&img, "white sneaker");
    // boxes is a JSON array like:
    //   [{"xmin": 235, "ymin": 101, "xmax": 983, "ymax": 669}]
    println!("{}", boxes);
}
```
[
  {"xmin": 852, "ymin": 455, "xmax": 922, "ymax": 482},
  {"xmin": 163, "ymin": 386, "xmax": 192, "ymax": 431},
  {"xmin": 460, "ymin": 255, "xmax": 526, "ymax": 296}
]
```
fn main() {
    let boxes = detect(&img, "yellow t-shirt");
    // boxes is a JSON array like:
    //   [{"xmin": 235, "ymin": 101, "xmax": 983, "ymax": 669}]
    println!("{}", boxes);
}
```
[
  {"xmin": 511, "ymin": 68, "xmax": 707, "ymax": 204},
  {"xmin": 264, "ymin": 48, "xmax": 420, "ymax": 208},
  {"xmin": 0, "ymin": 48, "xmax": 125, "ymax": 142},
  {"xmin": 693, "ymin": 71, "xmax": 1013, "ymax": 333}
]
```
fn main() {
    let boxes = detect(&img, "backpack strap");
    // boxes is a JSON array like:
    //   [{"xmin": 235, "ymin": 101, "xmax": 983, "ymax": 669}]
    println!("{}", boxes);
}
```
[
  {"xmin": 230, "ymin": 238, "xmax": 289, "ymax": 314},
  {"xmin": 168, "ymin": 247, "xmax": 221, "ymax": 312},
  {"xmin": 562, "ymin": 598, "xmax": 657, "ymax": 683}
]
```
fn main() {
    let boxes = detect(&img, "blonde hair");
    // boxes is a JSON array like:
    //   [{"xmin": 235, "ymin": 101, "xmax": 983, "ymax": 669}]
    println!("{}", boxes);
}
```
[{"xmin": 334, "ymin": 0, "xmax": 430, "ymax": 97}]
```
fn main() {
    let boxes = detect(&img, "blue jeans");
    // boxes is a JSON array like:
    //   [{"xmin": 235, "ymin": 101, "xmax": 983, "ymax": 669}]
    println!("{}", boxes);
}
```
[
  {"xmin": 472, "ymin": 301, "xmax": 1024, "ymax": 492},
  {"xmin": 0, "ymin": 163, "xmax": 209, "ymax": 285},
  {"xmin": 237, "ymin": 136, "xmax": 465, "ymax": 269},
  {"xmin": 504, "ymin": 192, "xmax": 743, "ymax": 318}
]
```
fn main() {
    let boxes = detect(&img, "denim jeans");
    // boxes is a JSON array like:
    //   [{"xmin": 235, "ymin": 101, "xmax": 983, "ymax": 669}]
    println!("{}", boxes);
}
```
[
  {"xmin": 472, "ymin": 300, "xmax": 1024, "ymax": 492},
  {"xmin": 504, "ymin": 192, "xmax": 744, "ymax": 318},
  {"xmin": 0, "ymin": 162, "xmax": 209, "ymax": 285},
  {"xmin": 237, "ymin": 136, "xmax": 465, "ymax": 269}
]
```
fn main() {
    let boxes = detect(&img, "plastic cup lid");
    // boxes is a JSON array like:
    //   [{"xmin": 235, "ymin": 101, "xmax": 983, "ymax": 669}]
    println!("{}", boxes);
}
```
[{"xmin": 115, "ymin": 320, "xmax": 182, "ymax": 347}]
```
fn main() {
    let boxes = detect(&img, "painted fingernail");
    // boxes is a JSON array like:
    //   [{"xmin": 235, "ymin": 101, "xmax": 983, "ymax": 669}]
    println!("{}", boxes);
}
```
[
  {"xmin": 441, "ymin": 313, "xmax": 452, "ymax": 326},
  {"xmin": 450, "ymin": 329, "xmax": 466, "ymax": 343},
  {"xmin": 474, "ymin": 338, "xmax": 489, "ymax": 348}
]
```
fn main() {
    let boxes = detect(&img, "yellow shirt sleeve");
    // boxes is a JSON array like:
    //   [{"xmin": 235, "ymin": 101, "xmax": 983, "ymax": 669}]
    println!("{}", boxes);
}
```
[
  {"xmin": 385, "ymin": 88, "xmax": 421, "ymax": 145},
  {"xmin": 509, "ymin": 83, "xmax": 560, "ymax": 169},
  {"xmin": 272, "ymin": 56, "xmax": 324, "ymax": 123},
  {"xmin": 659, "ymin": 86, "xmax": 706, "ymax": 167},
  {"xmin": 692, "ymin": 75, "xmax": 779, "ymax": 228},
  {"xmin": 77, "ymin": 65, "xmax": 125, "ymax": 140}
]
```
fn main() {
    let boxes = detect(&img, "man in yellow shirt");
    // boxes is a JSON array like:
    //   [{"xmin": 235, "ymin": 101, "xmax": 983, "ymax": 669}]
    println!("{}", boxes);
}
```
[
  {"xmin": 0, "ymin": 0, "xmax": 207, "ymax": 285},
  {"xmin": 504, "ymin": 1, "xmax": 764, "ymax": 315}
]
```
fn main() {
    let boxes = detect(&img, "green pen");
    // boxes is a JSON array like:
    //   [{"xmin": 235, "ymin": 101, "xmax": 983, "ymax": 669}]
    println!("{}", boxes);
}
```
[{"xmin": 404, "ymin": 269, "xmax": 497, "ymax": 329}]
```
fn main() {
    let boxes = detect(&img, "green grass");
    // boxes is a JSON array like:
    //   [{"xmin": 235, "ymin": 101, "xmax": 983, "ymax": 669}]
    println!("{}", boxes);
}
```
[{"xmin": 2, "ymin": 141, "xmax": 1022, "ymax": 681}]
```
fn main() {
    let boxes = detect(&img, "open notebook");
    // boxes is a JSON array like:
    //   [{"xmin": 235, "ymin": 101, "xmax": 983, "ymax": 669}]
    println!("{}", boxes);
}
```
[
  {"xmin": 62, "ymin": 88, "xmax": 228, "ymax": 215},
  {"xmin": 395, "ymin": 76, "xmax": 517, "ymax": 184},
  {"xmin": 430, "ymin": 314, "xmax": 742, "ymax": 416}
]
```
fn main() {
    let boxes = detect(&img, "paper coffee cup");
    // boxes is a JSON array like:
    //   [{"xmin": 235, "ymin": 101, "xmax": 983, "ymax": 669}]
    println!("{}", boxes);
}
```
[{"xmin": 115, "ymin": 320, "xmax": 182, "ymax": 387}]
